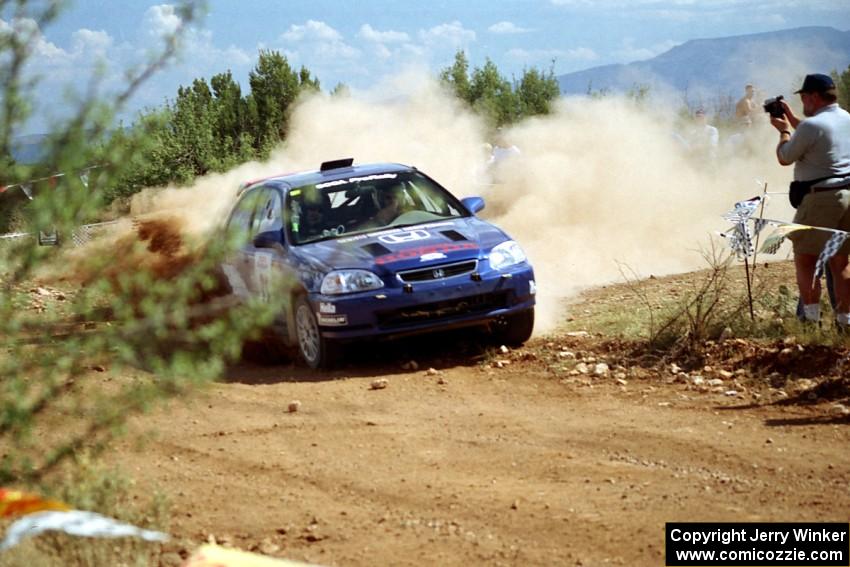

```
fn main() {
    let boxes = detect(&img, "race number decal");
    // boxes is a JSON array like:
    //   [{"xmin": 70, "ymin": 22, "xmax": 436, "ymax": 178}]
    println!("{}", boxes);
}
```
[{"xmin": 253, "ymin": 252, "xmax": 273, "ymax": 302}]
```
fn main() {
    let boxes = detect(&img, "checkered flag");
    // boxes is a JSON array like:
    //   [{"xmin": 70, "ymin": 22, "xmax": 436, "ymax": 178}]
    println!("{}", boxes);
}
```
[
  {"xmin": 814, "ymin": 231, "xmax": 850, "ymax": 281},
  {"xmin": 720, "ymin": 222, "xmax": 755, "ymax": 258}
]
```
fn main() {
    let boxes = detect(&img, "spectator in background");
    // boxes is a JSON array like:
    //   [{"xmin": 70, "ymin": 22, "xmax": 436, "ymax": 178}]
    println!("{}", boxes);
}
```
[
  {"xmin": 685, "ymin": 108, "xmax": 719, "ymax": 162},
  {"xmin": 735, "ymin": 84, "xmax": 757, "ymax": 127},
  {"xmin": 771, "ymin": 73, "xmax": 850, "ymax": 329},
  {"xmin": 488, "ymin": 129, "xmax": 521, "ymax": 167}
]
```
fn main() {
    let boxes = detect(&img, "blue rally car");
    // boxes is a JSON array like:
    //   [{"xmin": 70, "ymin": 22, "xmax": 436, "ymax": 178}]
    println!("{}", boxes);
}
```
[{"xmin": 221, "ymin": 159, "xmax": 536, "ymax": 368}]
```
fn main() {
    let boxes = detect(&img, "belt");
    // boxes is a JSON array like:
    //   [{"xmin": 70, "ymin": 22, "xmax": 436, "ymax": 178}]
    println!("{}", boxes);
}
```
[{"xmin": 811, "ymin": 184, "xmax": 850, "ymax": 194}]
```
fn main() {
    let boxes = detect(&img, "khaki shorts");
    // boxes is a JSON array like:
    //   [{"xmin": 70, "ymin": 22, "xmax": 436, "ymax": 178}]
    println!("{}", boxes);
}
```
[{"xmin": 789, "ymin": 189, "xmax": 850, "ymax": 254}]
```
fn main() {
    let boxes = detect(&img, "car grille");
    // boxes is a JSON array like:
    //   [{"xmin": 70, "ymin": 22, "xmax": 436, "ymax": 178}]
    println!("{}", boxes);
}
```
[
  {"xmin": 397, "ymin": 260, "xmax": 477, "ymax": 283},
  {"xmin": 376, "ymin": 292, "xmax": 508, "ymax": 329}
]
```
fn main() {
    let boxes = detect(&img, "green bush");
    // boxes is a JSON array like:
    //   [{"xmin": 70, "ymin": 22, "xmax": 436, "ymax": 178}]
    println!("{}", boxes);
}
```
[{"xmin": 0, "ymin": 2, "xmax": 283, "ymax": 561}]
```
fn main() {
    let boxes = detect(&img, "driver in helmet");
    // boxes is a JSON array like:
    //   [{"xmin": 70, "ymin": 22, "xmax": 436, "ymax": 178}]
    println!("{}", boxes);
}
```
[{"xmin": 373, "ymin": 185, "xmax": 406, "ymax": 226}]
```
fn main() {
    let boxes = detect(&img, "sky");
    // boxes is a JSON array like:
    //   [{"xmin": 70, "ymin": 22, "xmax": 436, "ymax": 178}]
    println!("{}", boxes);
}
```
[{"xmin": 6, "ymin": 0, "xmax": 850, "ymax": 133}]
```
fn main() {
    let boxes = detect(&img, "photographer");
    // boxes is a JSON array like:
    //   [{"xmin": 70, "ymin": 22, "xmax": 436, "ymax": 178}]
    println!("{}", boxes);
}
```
[{"xmin": 771, "ymin": 73, "xmax": 850, "ymax": 328}]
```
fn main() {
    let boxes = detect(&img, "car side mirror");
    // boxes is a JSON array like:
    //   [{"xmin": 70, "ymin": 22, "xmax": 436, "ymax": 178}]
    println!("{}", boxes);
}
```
[
  {"xmin": 253, "ymin": 230, "xmax": 284, "ymax": 250},
  {"xmin": 461, "ymin": 196, "xmax": 485, "ymax": 215}
]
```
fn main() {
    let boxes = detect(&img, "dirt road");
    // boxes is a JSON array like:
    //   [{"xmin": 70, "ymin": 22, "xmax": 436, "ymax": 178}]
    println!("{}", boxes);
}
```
[{"xmin": 111, "ymin": 333, "xmax": 850, "ymax": 566}]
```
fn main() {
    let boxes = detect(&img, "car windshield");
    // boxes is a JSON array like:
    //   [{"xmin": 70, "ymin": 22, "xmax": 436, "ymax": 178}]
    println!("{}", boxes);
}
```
[{"xmin": 286, "ymin": 171, "xmax": 467, "ymax": 245}]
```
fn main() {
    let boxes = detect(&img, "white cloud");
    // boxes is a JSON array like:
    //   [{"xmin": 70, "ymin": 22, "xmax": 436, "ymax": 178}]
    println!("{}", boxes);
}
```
[
  {"xmin": 374, "ymin": 43, "xmax": 392, "ymax": 60},
  {"xmin": 358, "ymin": 24, "xmax": 409, "ymax": 43},
  {"xmin": 419, "ymin": 21, "xmax": 476, "ymax": 47},
  {"xmin": 0, "ymin": 18, "xmax": 67, "ymax": 61},
  {"xmin": 281, "ymin": 20, "xmax": 342, "ymax": 43},
  {"xmin": 71, "ymin": 29, "xmax": 113, "ymax": 55},
  {"xmin": 181, "ymin": 29, "xmax": 252, "ymax": 67},
  {"xmin": 279, "ymin": 20, "xmax": 359, "ymax": 61},
  {"xmin": 488, "ymin": 21, "xmax": 531, "ymax": 34},
  {"xmin": 144, "ymin": 4, "xmax": 182, "ymax": 38}
]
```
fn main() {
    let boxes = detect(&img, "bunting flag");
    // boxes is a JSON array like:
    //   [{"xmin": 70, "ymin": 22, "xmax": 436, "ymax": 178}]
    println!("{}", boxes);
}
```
[
  {"xmin": 0, "ymin": 166, "xmax": 101, "ymax": 197},
  {"xmin": 814, "ymin": 231, "xmax": 850, "ymax": 282},
  {"xmin": 722, "ymin": 196, "xmax": 762, "ymax": 224},
  {"xmin": 720, "ymin": 221, "xmax": 755, "ymax": 258},
  {"xmin": 0, "ymin": 488, "xmax": 69, "ymax": 518},
  {"xmin": 757, "ymin": 224, "xmax": 814, "ymax": 255},
  {"xmin": 0, "ymin": 510, "xmax": 169, "ymax": 550},
  {"xmin": 759, "ymin": 232, "xmax": 787, "ymax": 255}
]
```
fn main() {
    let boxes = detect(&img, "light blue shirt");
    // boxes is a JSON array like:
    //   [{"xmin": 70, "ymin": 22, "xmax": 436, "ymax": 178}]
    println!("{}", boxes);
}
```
[{"xmin": 779, "ymin": 103, "xmax": 850, "ymax": 188}]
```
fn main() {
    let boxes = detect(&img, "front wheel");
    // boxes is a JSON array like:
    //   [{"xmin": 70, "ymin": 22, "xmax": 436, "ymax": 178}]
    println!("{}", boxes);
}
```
[
  {"xmin": 294, "ymin": 296, "xmax": 340, "ymax": 369},
  {"xmin": 491, "ymin": 308, "xmax": 534, "ymax": 347}
]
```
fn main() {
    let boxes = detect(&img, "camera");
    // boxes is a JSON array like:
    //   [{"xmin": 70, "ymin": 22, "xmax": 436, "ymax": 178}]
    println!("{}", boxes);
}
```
[{"xmin": 763, "ymin": 95, "xmax": 785, "ymax": 118}]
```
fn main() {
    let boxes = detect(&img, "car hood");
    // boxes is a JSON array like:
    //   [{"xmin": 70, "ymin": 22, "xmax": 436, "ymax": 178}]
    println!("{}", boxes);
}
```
[{"xmin": 291, "ymin": 217, "xmax": 510, "ymax": 276}]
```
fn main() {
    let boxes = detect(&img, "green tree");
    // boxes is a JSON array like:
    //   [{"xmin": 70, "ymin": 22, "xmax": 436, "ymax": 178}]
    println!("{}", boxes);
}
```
[
  {"xmin": 440, "ymin": 51, "xmax": 560, "ymax": 126},
  {"xmin": 210, "ymin": 70, "xmax": 253, "ymax": 164},
  {"xmin": 516, "ymin": 67, "xmax": 560, "ymax": 116},
  {"xmin": 0, "ymin": 3, "xmax": 279, "ymax": 549},
  {"xmin": 169, "ymin": 78, "xmax": 219, "ymax": 178},
  {"xmin": 440, "ymin": 50, "xmax": 472, "ymax": 103},
  {"xmin": 330, "ymin": 82, "xmax": 350, "ymax": 97},
  {"xmin": 832, "ymin": 66, "xmax": 850, "ymax": 111},
  {"xmin": 469, "ymin": 59, "xmax": 519, "ymax": 126},
  {"xmin": 246, "ymin": 49, "xmax": 300, "ymax": 153},
  {"xmin": 298, "ymin": 65, "xmax": 321, "ymax": 92}
]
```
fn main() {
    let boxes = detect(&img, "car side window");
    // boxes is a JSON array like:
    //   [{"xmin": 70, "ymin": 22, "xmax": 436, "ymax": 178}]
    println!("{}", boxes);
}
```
[
  {"xmin": 225, "ymin": 189, "xmax": 261, "ymax": 245},
  {"xmin": 255, "ymin": 188, "xmax": 283, "ymax": 236},
  {"xmin": 408, "ymin": 175, "xmax": 463, "ymax": 216}
]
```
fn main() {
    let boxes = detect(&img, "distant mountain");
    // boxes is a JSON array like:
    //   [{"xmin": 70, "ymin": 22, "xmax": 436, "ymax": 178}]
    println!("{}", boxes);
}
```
[{"xmin": 557, "ymin": 27, "xmax": 850, "ymax": 100}]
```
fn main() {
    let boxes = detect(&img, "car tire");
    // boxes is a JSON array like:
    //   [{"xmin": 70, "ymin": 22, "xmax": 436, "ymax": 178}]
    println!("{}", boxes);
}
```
[
  {"xmin": 294, "ymin": 295, "xmax": 340, "ymax": 369},
  {"xmin": 491, "ymin": 307, "xmax": 534, "ymax": 347}
]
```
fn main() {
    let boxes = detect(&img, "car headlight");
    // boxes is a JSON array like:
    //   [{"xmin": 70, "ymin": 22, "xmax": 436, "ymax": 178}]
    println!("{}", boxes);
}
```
[
  {"xmin": 320, "ymin": 270, "xmax": 384, "ymax": 295},
  {"xmin": 489, "ymin": 240, "xmax": 527, "ymax": 270}
]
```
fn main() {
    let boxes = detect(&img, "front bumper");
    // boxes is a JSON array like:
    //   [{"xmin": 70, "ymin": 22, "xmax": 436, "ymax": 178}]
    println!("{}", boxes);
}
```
[{"xmin": 309, "ymin": 264, "xmax": 535, "ymax": 341}]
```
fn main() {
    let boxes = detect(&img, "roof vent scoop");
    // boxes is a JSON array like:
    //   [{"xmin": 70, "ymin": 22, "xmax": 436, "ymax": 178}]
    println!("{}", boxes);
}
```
[
  {"xmin": 320, "ymin": 158, "xmax": 354, "ymax": 172},
  {"xmin": 441, "ymin": 230, "xmax": 468, "ymax": 242}
]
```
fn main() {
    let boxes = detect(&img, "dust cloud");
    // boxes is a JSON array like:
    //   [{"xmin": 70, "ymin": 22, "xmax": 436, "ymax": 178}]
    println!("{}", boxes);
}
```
[
  {"xmin": 76, "ymin": 71, "xmax": 799, "ymax": 335},
  {"xmin": 480, "ymin": 96, "xmax": 794, "ymax": 332}
]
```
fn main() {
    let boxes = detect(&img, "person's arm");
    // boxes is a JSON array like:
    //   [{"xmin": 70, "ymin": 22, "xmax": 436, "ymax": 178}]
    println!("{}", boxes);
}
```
[
  {"xmin": 774, "ymin": 120, "xmax": 812, "ymax": 166},
  {"xmin": 770, "ymin": 102, "xmax": 795, "ymax": 165},
  {"xmin": 773, "ymin": 120, "xmax": 793, "ymax": 165}
]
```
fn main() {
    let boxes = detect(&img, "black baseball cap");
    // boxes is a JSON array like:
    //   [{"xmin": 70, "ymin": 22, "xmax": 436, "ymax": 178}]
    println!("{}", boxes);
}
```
[{"xmin": 794, "ymin": 73, "xmax": 836, "ymax": 94}]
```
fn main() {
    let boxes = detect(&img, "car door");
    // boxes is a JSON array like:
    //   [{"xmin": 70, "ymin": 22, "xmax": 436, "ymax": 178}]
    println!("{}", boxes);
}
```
[
  {"xmin": 222, "ymin": 188, "xmax": 263, "ymax": 299},
  {"xmin": 248, "ymin": 187, "xmax": 285, "ymax": 303}
]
